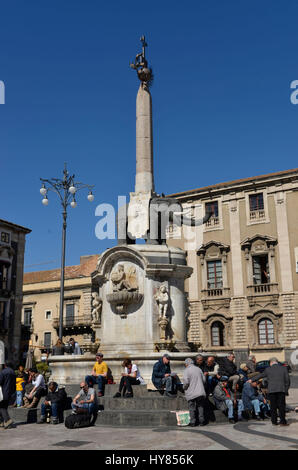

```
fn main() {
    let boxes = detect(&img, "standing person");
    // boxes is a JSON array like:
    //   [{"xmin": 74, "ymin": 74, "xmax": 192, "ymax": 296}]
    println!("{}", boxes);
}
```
[
  {"xmin": 195, "ymin": 355, "xmax": 205, "ymax": 371},
  {"xmin": 68, "ymin": 338, "xmax": 82, "ymax": 355},
  {"xmin": 85, "ymin": 352, "xmax": 108, "ymax": 397},
  {"xmin": 113, "ymin": 359, "xmax": 145, "ymax": 398},
  {"xmin": 52, "ymin": 339, "xmax": 65, "ymax": 356},
  {"xmin": 218, "ymin": 353, "xmax": 239, "ymax": 391},
  {"xmin": 183, "ymin": 358, "xmax": 206, "ymax": 427},
  {"xmin": 250, "ymin": 357, "xmax": 290, "ymax": 426},
  {"xmin": 15, "ymin": 369, "xmax": 26, "ymax": 407},
  {"xmin": 23, "ymin": 368, "xmax": 47, "ymax": 408},
  {"xmin": 0, "ymin": 362, "xmax": 16, "ymax": 429},
  {"xmin": 152, "ymin": 354, "xmax": 178, "ymax": 397}
]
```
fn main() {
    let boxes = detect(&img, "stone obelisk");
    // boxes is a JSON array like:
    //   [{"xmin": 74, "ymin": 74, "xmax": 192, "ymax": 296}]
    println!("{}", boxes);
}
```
[
  {"xmin": 128, "ymin": 36, "xmax": 155, "ymax": 239},
  {"xmin": 135, "ymin": 83, "xmax": 154, "ymax": 193}
]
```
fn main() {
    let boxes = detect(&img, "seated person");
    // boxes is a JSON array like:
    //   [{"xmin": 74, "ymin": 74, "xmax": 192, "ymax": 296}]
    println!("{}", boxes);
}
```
[
  {"xmin": 238, "ymin": 364, "xmax": 249, "ymax": 384},
  {"xmin": 38, "ymin": 381, "xmax": 67, "ymax": 424},
  {"xmin": 71, "ymin": 381, "xmax": 97, "ymax": 415},
  {"xmin": 203, "ymin": 356, "xmax": 220, "ymax": 393},
  {"xmin": 85, "ymin": 352, "xmax": 108, "ymax": 397},
  {"xmin": 218, "ymin": 353, "xmax": 240, "ymax": 391},
  {"xmin": 152, "ymin": 354, "xmax": 178, "ymax": 397},
  {"xmin": 114, "ymin": 359, "xmax": 146, "ymax": 398},
  {"xmin": 242, "ymin": 379, "xmax": 270, "ymax": 420},
  {"xmin": 213, "ymin": 376, "xmax": 244, "ymax": 424},
  {"xmin": 23, "ymin": 368, "xmax": 47, "ymax": 408}
]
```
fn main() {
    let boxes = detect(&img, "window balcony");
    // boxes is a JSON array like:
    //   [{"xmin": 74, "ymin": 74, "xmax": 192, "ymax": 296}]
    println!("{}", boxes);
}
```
[
  {"xmin": 201, "ymin": 287, "xmax": 231, "ymax": 310},
  {"xmin": 247, "ymin": 282, "xmax": 279, "ymax": 307},
  {"xmin": 205, "ymin": 216, "xmax": 220, "ymax": 228},
  {"xmin": 52, "ymin": 315, "xmax": 92, "ymax": 331},
  {"xmin": 249, "ymin": 209, "xmax": 265, "ymax": 220}
]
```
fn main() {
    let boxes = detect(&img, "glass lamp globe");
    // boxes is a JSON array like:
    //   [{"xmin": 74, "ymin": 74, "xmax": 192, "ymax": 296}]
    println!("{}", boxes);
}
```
[
  {"xmin": 40, "ymin": 185, "xmax": 47, "ymax": 196},
  {"xmin": 87, "ymin": 192, "xmax": 94, "ymax": 202},
  {"xmin": 42, "ymin": 197, "xmax": 49, "ymax": 206},
  {"xmin": 69, "ymin": 185, "xmax": 76, "ymax": 194},
  {"xmin": 70, "ymin": 200, "xmax": 77, "ymax": 208}
]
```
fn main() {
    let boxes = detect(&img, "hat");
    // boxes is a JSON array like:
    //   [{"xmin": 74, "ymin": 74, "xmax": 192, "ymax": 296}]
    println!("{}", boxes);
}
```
[
  {"xmin": 220, "ymin": 376, "xmax": 229, "ymax": 382},
  {"xmin": 163, "ymin": 353, "xmax": 171, "ymax": 360}
]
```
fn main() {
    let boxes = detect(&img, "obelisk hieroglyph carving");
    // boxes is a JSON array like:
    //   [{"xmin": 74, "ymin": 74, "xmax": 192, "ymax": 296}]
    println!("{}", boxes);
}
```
[{"xmin": 128, "ymin": 36, "xmax": 155, "ymax": 239}]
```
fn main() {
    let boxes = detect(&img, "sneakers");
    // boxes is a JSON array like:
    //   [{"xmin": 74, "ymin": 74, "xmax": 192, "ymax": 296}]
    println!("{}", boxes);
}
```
[
  {"xmin": 164, "ymin": 392, "xmax": 177, "ymax": 398},
  {"xmin": 229, "ymin": 419, "xmax": 235, "ymax": 424},
  {"xmin": 113, "ymin": 392, "xmax": 121, "ymax": 398},
  {"xmin": 124, "ymin": 393, "xmax": 133, "ymax": 398},
  {"xmin": 51, "ymin": 418, "xmax": 59, "ymax": 425}
]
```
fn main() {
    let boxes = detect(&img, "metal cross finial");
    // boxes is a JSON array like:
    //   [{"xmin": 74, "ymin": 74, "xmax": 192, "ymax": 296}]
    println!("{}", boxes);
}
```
[{"xmin": 140, "ymin": 35, "xmax": 147, "ymax": 60}]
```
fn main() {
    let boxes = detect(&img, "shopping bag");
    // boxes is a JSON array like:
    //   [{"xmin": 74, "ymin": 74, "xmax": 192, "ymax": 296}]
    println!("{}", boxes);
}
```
[{"xmin": 176, "ymin": 410, "xmax": 190, "ymax": 426}]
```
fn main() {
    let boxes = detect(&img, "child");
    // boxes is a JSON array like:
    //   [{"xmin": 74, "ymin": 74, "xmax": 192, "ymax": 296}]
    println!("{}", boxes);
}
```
[{"xmin": 16, "ymin": 370, "xmax": 26, "ymax": 407}]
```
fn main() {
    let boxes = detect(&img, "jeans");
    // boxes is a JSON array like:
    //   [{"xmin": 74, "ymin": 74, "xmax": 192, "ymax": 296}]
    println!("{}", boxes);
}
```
[
  {"xmin": 71, "ymin": 402, "xmax": 96, "ymax": 415},
  {"xmin": 41, "ymin": 402, "xmax": 59, "ymax": 418},
  {"xmin": 16, "ymin": 391, "xmax": 23, "ymax": 407},
  {"xmin": 85, "ymin": 375, "xmax": 106, "ymax": 394},
  {"xmin": 225, "ymin": 399, "xmax": 244, "ymax": 419},
  {"xmin": 161, "ymin": 376, "xmax": 177, "ymax": 394}
]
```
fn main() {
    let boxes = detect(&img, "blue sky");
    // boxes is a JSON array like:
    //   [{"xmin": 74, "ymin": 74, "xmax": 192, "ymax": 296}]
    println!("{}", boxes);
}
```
[{"xmin": 1, "ymin": 1, "xmax": 298, "ymax": 272}]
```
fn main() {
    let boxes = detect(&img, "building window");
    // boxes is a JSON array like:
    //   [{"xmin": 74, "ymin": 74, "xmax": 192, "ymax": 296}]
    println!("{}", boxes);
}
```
[
  {"xmin": 45, "ymin": 310, "xmax": 52, "ymax": 320},
  {"xmin": 252, "ymin": 255, "xmax": 270, "ymax": 284},
  {"xmin": 44, "ymin": 332, "xmax": 52, "ymax": 348},
  {"xmin": 211, "ymin": 321, "xmax": 225, "ymax": 346},
  {"xmin": 1, "ymin": 232, "xmax": 10, "ymax": 244},
  {"xmin": 207, "ymin": 260, "xmax": 223, "ymax": 289},
  {"xmin": 205, "ymin": 201, "xmax": 219, "ymax": 227},
  {"xmin": 24, "ymin": 308, "xmax": 32, "ymax": 327},
  {"xmin": 0, "ymin": 263, "xmax": 9, "ymax": 290},
  {"xmin": 65, "ymin": 304, "xmax": 75, "ymax": 326},
  {"xmin": 249, "ymin": 193, "xmax": 265, "ymax": 220},
  {"xmin": 258, "ymin": 318, "xmax": 275, "ymax": 345}
]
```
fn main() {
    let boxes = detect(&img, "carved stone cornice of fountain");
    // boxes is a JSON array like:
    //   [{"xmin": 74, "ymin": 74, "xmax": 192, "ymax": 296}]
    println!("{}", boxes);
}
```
[{"xmin": 154, "ymin": 339, "xmax": 176, "ymax": 352}]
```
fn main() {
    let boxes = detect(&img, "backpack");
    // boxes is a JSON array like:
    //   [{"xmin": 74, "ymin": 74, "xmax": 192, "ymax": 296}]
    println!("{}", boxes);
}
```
[{"xmin": 64, "ymin": 413, "xmax": 91, "ymax": 429}]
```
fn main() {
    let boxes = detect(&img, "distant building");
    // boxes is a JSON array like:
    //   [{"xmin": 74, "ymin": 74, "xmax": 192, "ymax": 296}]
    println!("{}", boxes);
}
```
[
  {"xmin": 22, "ymin": 255, "xmax": 99, "ymax": 361},
  {"xmin": 0, "ymin": 219, "xmax": 31, "ymax": 365},
  {"xmin": 167, "ymin": 168, "xmax": 298, "ymax": 365}
]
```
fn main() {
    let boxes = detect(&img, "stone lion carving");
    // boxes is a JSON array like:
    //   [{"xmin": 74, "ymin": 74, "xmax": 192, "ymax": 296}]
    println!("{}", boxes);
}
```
[
  {"xmin": 91, "ymin": 292, "xmax": 102, "ymax": 323},
  {"xmin": 111, "ymin": 264, "xmax": 138, "ymax": 292},
  {"xmin": 154, "ymin": 285, "xmax": 169, "ymax": 318}
]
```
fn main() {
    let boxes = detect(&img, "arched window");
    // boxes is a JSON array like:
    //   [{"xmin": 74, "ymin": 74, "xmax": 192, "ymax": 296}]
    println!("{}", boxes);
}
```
[
  {"xmin": 211, "ymin": 321, "xmax": 225, "ymax": 346},
  {"xmin": 258, "ymin": 318, "xmax": 275, "ymax": 345}
]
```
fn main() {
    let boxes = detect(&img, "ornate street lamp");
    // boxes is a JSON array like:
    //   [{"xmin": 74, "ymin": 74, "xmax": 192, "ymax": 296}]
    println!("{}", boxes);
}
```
[{"xmin": 40, "ymin": 163, "xmax": 94, "ymax": 340}]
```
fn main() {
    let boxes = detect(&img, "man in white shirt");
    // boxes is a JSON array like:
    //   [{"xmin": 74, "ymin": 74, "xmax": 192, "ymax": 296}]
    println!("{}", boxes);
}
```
[{"xmin": 24, "ymin": 368, "xmax": 47, "ymax": 409}]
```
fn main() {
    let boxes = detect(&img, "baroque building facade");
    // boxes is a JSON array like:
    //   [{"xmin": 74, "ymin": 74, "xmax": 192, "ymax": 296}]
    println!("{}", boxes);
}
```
[
  {"xmin": 0, "ymin": 219, "xmax": 31, "ymax": 365},
  {"xmin": 22, "ymin": 255, "xmax": 99, "ymax": 361},
  {"xmin": 167, "ymin": 168, "xmax": 298, "ymax": 365}
]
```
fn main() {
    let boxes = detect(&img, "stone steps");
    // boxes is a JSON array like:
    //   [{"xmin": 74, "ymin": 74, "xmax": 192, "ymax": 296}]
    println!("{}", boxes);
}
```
[{"xmin": 8, "ymin": 384, "xmax": 229, "ymax": 427}]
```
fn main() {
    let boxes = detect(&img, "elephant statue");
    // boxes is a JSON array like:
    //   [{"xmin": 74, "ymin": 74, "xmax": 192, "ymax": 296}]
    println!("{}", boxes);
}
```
[{"xmin": 117, "ymin": 195, "xmax": 213, "ymax": 245}]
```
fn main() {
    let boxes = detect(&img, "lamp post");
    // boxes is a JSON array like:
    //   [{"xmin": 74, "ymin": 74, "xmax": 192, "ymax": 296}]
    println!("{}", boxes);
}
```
[{"xmin": 40, "ymin": 163, "xmax": 95, "ymax": 340}]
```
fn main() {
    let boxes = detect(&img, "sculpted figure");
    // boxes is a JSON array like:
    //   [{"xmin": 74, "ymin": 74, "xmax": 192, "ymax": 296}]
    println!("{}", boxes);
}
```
[
  {"xmin": 111, "ymin": 264, "xmax": 137, "ymax": 292},
  {"xmin": 154, "ymin": 285, "xmax": 169, "ymax": 318},
  {"xmin": 91, "ymin": 292, "xmax": 102, "ymax": 323}
]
